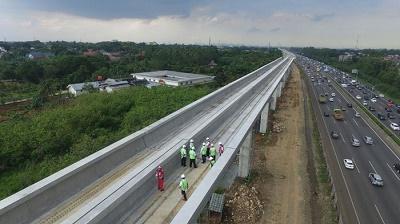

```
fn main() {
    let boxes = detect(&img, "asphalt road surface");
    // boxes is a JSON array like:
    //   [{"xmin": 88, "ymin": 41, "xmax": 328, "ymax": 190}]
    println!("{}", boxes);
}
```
[{"xmin": 298, "ymin": 56, "xmax": 400, "ymax": 224}]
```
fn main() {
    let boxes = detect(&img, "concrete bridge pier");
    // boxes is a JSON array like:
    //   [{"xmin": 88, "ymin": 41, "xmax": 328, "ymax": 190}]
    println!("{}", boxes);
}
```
[
  {"xmin": 270, "ymin": 88, "xmax": 278, "ymax": 111},
  {"xmin": 238, "ymin": 129, "xmax": 253, "ymax": 178},
  {"xmin": 259, "ymin": 103, "xmax": 270, "ymax": 134}
]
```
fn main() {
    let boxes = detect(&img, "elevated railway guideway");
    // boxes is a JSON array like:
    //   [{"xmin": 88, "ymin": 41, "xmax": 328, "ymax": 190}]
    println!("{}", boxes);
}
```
[{"xmin": 0, "ymin": 51, "xmax": 295, "ymax": 224}]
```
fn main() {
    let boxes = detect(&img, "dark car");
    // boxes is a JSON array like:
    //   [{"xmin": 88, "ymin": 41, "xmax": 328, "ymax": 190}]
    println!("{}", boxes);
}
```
[
  {"xmin": 347, "ymin": 103, "xmax": 353, "ymax": 108},
  {"xmin": 369, "ymin": 173, "xmax": 384, "ymax": 187},
  {"xmin": 368, "ymin": 106, "xmax": 375, "ymax": 111},
  {"xmin": 385, "ymin": 107, "xmax": 393, "ymax": 112},
  {"xmin": 324, "ymin": 111, "xmax": 330, "ymax": 117},
  {"xmin": 387, "ymin": 113, "xmax": 395, "ymax": 119},
  {"xmin": 364, "ymin": 95, "xmax": 370, "ymax": 100},
  {"xmin": 340, "ymin": 106, "xmax": 346, "ymax": 111},
  {"xmin": 393, "ymin": 163, "xmax": 400, "ymax": 174},
  {"xmin": 324, "ymin": 92, "xmax": 329, "ymax": 96},
  {"xmin": 331, "ymin": 131, "xmax": 339, "ymax": 139},
  {"xmin": 377, "ymin": 113, "xmax": 386, "ymax": 120},
  {"xmin": 397, "ymin": 108, "xmax": 400, "ymax": 114}
]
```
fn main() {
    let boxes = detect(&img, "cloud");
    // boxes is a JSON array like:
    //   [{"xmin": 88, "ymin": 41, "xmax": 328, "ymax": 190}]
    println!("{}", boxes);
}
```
[
  {"xmin": 247, "ymin": 27, "xmax": 262, "ymax": 33},
  {"xmin": 269, "ymin": 27, "xmax": 281, "ymax": 32},
  {"xmin": 309, "ymin": 13, "xmax": 335, "ymax": 22},
  {"xmin": 2, "ymin": 0, "xmax": 210, "ymax": 19}
]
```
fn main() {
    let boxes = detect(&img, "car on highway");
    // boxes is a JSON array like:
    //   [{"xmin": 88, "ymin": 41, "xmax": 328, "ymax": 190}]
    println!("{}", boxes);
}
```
[
  {"xmin": 369, "ymin": 173, "xmax": 384, "ymax": 187},
  {"xmin": 393, "ymin": 163, "xmax": 400, "ymax": 174},
  {"xmin": 331, "ymin": 93, "xmax": 336, "ymax": 97},
  {"xmin": 356, "ymin": 95, "xmax": 362, "ymax": 100},
  {"xmin": 354, "ymin": 111, "xmax": 361, "ymax": 117},
  {"xmin": 390, "ymin": 122, "xmax": 400, "ymax": 131},
  {"xmin": 363, "ymin": 101, "xmax": 368, "ymax": 106},
  {"xmin": 329, "ymin": 98, "xmax": 334, "ymax": 102},
  {"xmin": 363, "ymin": 136, "xmax": 373, "ymax": 145},
  {"xmin": 323, "ymin": 111, "xmax": 330, "ymax": 117},
  {"xmin": 368, "ymin": 106, "xmax": 376, "ymax": 112},
  {"xmin": 371, "ymin": 98, "xmax": 377, "ymax": 103},
  {"xmin": 347, "ymin": 103, "xmax": 352, "ymax": 108},
  {"xmin": 343, "ymin": 159, "xmax": 354, "ymax": 170},
  {"xmin": 331, "ymin": 131, "xmax": 339, "ymax": 139},
  {"xmin": 351, "ymin": 136, "xmax": 361, "ymax": 147}
]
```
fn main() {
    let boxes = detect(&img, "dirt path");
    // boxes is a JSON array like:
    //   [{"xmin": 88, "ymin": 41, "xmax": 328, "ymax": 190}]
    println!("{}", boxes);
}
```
[{"xmin": 223, "ymin": 65, "xmax": 313, "ymax": 224}]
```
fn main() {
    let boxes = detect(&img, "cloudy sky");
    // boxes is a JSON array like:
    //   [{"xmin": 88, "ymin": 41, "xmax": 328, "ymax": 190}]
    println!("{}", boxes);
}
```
[{"xmin": 0, "ymin": 0, "xmax": 399, "ymax": 48}]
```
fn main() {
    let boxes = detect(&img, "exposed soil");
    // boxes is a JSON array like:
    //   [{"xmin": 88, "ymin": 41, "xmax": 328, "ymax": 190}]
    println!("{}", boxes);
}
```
[{"xmin": 222, "ymin": 65, "xmax": 316, "ymax": 224}]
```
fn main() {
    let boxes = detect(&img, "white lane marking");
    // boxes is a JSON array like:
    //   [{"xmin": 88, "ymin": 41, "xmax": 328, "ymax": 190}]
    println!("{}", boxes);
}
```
[
  {"xmin": 352, "ymin": 158, "xmax": 360, "ymax": 173},
  {"xmin": 369, "ymin": 161, "xmax": 378, "ymax": 173},
  {"xmin": 374, "ymin": 204, "xmax": 387, "ymax": 224},
  {"xmin": 332, "ymin": 79, "xmax": 400, "ymax": 163},
  {"xmin": 386, "ymin": 162, "xmax": 400, "ymax": 181},
  {"xmin": 308, "ymin": 80, "xmax": 361, "ymax": 224},
  {"xmin": 352, "ymin": 118, "xmax": 360, "ymax": 127},
  {"xmin": 340, "ymin": 132, "xmax": 346, "ymax": 143}
]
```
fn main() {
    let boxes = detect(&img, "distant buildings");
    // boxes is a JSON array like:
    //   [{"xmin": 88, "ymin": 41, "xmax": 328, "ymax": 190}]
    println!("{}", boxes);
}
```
[
  {"xmin": 67, "ymin": 78, "xmax": 130, "ymax": 96},
  {"xmin": 83, "ymin": 49, "xmax": 121, "ymax": 61},
  {"xmin": 208, "ymin": 60, "xmax": 218, "ymax": 68},
  {"xmin": 383, "ymin": 55, "xmax": 400, "ymax": 65},
  {"xmin": 0, "ymin": 47, "xmax": 7, "ymax": 58},
  {"xmin": 27, "ymin": 51, "xmax": 54, "ymax": 60},
  {"xmin": 338, "ymin": 53, "xmax": 353, "ymax": 62},
  {"xmin": 131, "ymin": 70, "xmax": 214, "ymax": 87}
]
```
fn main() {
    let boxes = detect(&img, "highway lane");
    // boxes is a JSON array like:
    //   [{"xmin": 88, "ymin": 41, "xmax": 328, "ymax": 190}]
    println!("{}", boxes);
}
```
[
  {"xmin": 320, "ymin": 65, "xmax": 400, "ymax": 138},
  {"xmin": 300, "ymin": 57, "xmax": 400, "ymax": 224}
]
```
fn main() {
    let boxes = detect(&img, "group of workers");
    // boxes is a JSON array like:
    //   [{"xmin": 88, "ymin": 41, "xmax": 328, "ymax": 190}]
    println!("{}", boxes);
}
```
[{"xmin": 155, "ymin": 137, "xmax": 225, "ymax": 201}]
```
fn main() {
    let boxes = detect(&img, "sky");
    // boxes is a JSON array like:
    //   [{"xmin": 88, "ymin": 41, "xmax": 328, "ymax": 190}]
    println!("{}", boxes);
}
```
[{"xmin": 0, "ymin": 0, "xmax": 399, "ymax": 49}]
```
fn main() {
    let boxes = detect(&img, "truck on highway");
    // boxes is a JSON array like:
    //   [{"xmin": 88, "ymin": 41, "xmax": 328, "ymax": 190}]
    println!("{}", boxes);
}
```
[
  {"xmin": 319, "ymin": 94, "xmax": 327, "ymax": 103},
  {"xmin": 333, "ymin": 109, "xmax": 344, "ymax": 120}
]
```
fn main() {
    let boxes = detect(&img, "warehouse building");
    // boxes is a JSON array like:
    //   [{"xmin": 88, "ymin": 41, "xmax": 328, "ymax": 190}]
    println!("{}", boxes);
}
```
[{"xmin": 131, "ymin": 70, "xmax": 214, "ymax": 87}]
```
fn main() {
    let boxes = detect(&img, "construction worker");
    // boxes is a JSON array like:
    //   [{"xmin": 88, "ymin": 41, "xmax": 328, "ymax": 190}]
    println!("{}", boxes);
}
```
[
  {"xmin": 209, "ymin": 157, "xmax": 215, "ymax": 167},
  {"xmin": 189, "ymin": 139, "xmax": 195, "ymax": 150},
  {"xmin": 179, "ymin": 174, "xmax": 189, "ymax": 201},
  {"xmin": 218, "ymin": 142, "xmax": 225, "ymax": 156},
  {"xmin": 189, "ymin": 146, "xmax": 197, "ymax": 168},
  {"xmin": 210, "ymin": 143, "xmax": 217, "ymax": 161},
  {"xmin": 155, "ymin": 165, "xmax": 165, "ymax": 191},
  {"xmin": 206, "ymin": 137, "xmax": 211, "ymax": 157},
  {"xmin": 180, "ymin": 144, "xmax": 187, "ymax": 167},
  {"xmin": 200, "ymin": 142, "xmax": 207, "ymax": 163}
]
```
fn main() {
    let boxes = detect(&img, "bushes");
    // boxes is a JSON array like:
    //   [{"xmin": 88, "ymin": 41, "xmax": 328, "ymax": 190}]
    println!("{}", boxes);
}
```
[{"xmin": 0, "ymin": 86, "xmax": 211, "ymax": 199}]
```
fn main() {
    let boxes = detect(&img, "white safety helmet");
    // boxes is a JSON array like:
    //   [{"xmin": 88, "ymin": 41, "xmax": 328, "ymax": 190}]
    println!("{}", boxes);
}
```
[
  {"xmin": 206, "ymin": 137, "xmax": 210, "ymax": 141},
  {"xmin": 219, "ymin": 142, "xmax": 222, "ymax": 145},
  {"xmin": 190, "ymin": 139, "xmax": 194, "ymax": 143},
  {"xmin": 183, "ymin": 144, "xmax": 186, "ymax": 148},
  {"xmin": 181, "ymin": 174, "xmax": 185, "ymax": 179},
  {"xmin": 202, "ymin": 142, "xmax": 206, "ymax": 146},
  {"xmin": 208, "ymin": 157, "xmax": 214, "ymax": 161},
  {"xmin": 211, "ymin": 143, "xmax": 214, "ymax": 146}
]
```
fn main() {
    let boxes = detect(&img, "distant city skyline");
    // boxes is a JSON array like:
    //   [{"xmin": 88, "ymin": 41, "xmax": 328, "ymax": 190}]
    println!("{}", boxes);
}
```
[{"xmin": 0, "ymin": 0, "xmax": 399, "ymax": 49}]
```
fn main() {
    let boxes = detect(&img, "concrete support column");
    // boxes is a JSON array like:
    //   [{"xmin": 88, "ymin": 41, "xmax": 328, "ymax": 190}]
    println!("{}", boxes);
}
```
[
  {"xmin": 259, "ymin": 103, "xmax": 270, "ymax": 133},
  {"xmin": 277, "ymin": 82, "xmax": 282, "ymax": 98},
  {"xmin": 238, "ymin": 130, "xmax": 253, "ymax": 178},
  {"xmin": 270, "ymin": 90, "xmax": 277, "ymax": 111}
]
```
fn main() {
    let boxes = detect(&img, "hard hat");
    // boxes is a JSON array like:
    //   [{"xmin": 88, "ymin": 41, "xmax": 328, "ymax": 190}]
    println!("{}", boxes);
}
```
[
  {"xmin": 202, "ymin": 142, "xmax": 206, "ymax": 146},
  {"xmin": 181, "ymin": 174, "xmax": 185, "ymax": 178},
  {"xmin": 158, "ymin": 165, "xmax": 162, "ymax": 169},
  {"xmin": 211, "ymin": 143, "xmax": 214, "ymax": 146},
  {"xmin": 190, "ymin": 139, "xmax": 194, "ymax": 142},
  {"xmin": 219, "ymin": 142, "xmax": 222, "ymax": 145},
  {"xmin": 206, "ymin": 137, "xmax": 210, "ymax": 140},
  {"xmin": 183, "ymin": 144, "xmax": 186, "ymax": 148},
  {"xmin": 208, "ymin": 157, "xmax": 214, "ymax": 161}
]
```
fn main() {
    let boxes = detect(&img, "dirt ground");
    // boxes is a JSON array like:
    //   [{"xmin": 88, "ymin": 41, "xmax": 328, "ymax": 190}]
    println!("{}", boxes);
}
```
[{"xmin": 222, "ymin": 65, "xmax": 314, "ymax": 224}]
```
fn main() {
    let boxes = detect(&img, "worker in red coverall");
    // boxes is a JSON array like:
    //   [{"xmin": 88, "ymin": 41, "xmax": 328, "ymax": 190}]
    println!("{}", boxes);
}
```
[{"xmin": 155, "ymin": 165, "xmax": 165, "ymax": 191}]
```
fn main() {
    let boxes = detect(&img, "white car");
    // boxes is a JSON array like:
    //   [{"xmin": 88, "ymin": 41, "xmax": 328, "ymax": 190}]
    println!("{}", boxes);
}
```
[
  {"xmin": 390, "ymin": 123, "xmax": 400, "ymax": 131},
  {"xmin": 356, "ymin": 95, "xmax": 362, "ymax": 100},
  {"xmin": 344, "ymin": 159, "xmax": 354, "ymax": 169},
  {"xmin": 363, "ymin": 101, "xmax": 368, "ymax": 106},
  {"xmin": 371, "ymin": 98, "xmax": 377, "ymax": 103},
  {"xmin": 354, "ymin": 111, "xmax": 361, "ymax": 117},
  {"xmin": 331, "ymin": 93, "xmax": 336, "ymax": 97},
  {"xmin": 329, "ymin": 98, "xmax": 334, "ymax": 102}
]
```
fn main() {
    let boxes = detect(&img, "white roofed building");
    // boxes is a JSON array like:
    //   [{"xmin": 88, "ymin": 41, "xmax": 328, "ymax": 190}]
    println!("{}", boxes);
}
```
[{"xmin": 131, "ymin": 70, "xmax": 214, "ymax": 87}]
